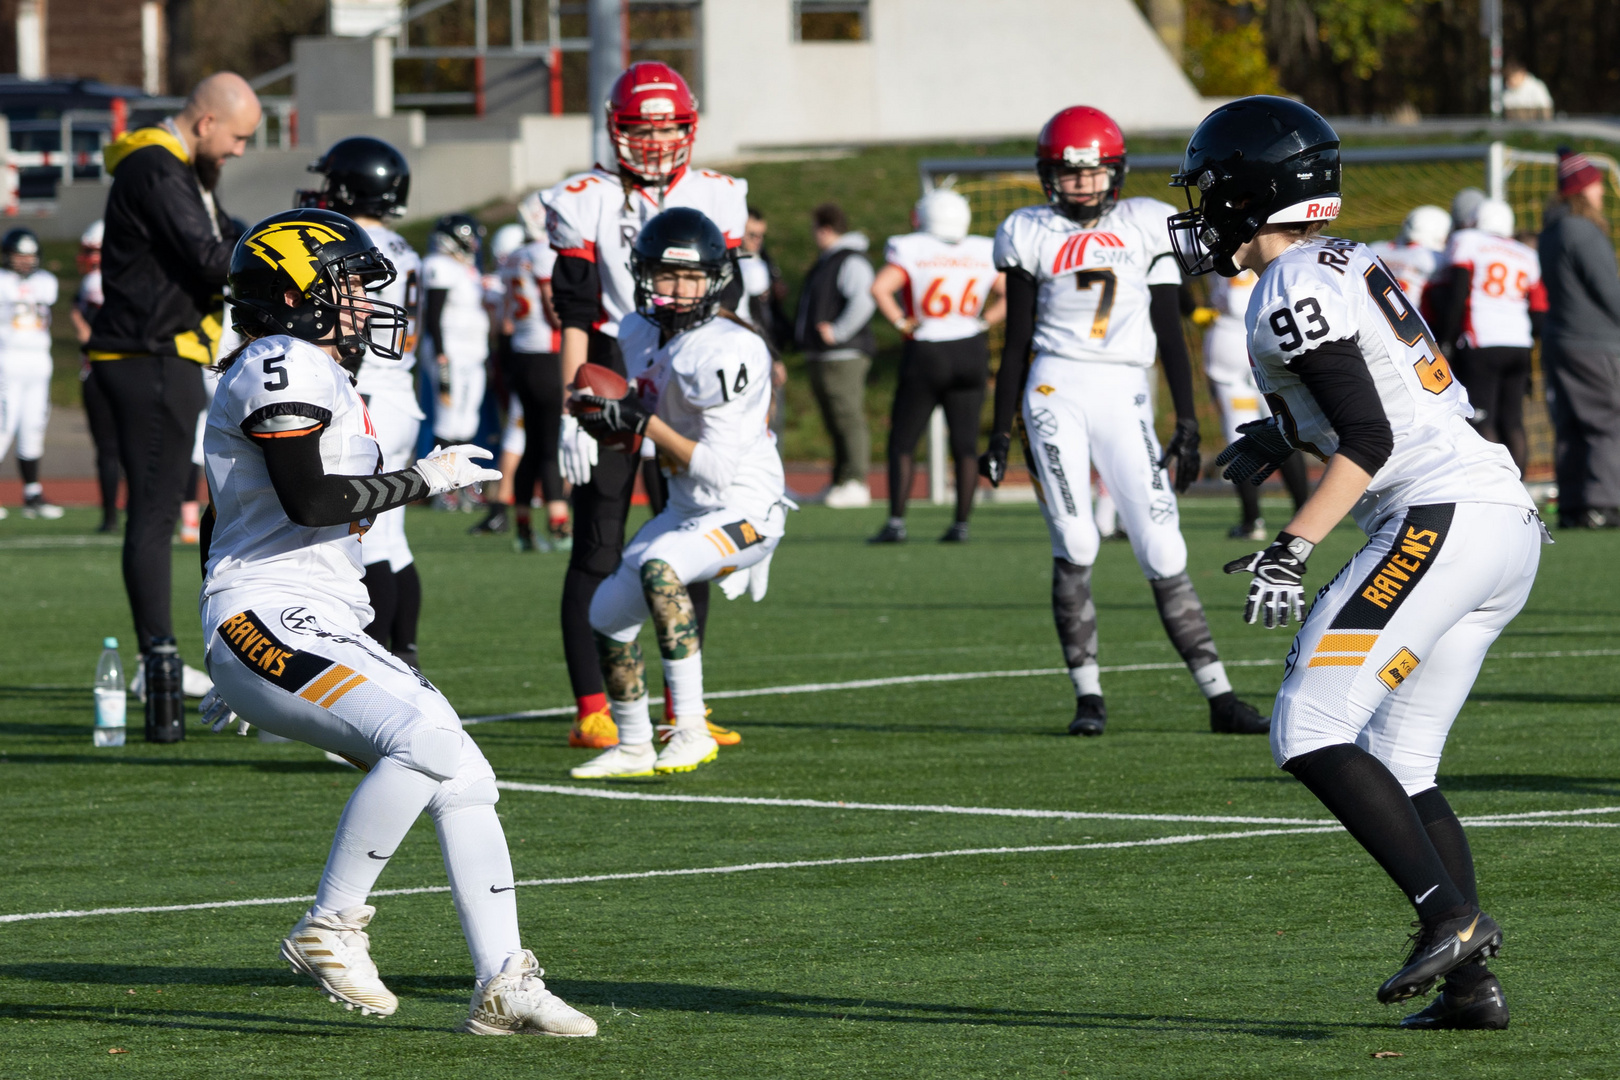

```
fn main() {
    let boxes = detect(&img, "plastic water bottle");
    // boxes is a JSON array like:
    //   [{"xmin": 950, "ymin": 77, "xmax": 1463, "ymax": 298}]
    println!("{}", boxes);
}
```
[
  {"xmin": 93, "ymin": 637, "xmax": 126, "ymax": 748},
  {"xmin": 144, "ymin": 637, "xmax": 185, "ymax": 743}
]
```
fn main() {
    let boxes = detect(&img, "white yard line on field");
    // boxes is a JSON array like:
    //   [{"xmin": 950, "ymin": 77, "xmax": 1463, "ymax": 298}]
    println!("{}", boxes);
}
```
[{"xmin": 459, "ymin": 649, "xmax": 1620, "ymax": 725}]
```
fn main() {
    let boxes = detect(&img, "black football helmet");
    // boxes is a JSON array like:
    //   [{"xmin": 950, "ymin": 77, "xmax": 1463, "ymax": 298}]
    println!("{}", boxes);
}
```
[
  {"xmin": 430, "ymin": 213, "xmax": 485, "ymax": 264},
  {"xmin": 1168, "ymin": 96, "xmax": 1342, "ymax": 277},
  {"xmin": 295, "ymin": 136, "xmax": 411, "ymax": 219},
  {"xmin": 2, "ymin": 227, "xmax": 40, "ymax": 274},
  {"xmin": 228, "ymin": 209, "xmax": 408, "ymax": 371},
  {"xmin": 630, "ymin": 207, "xmax": 733, "ymax": 334}
]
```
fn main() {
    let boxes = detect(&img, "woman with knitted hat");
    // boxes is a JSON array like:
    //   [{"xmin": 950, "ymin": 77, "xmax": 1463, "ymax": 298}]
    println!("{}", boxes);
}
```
[{"xmin": 1539, "ymin": 149, "xmax": 1620, "ymax": 528}]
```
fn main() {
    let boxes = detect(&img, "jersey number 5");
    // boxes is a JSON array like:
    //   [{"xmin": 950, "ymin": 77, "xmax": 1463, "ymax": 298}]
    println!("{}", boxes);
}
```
[
  {"xmin": 1074, "ymin": 269, "xmax": 1117, "ymax": 339},
  {"xmin": 263, "ymin": 355, "xmax": 289, "ymax": 391},
  {"xmin": 1364, "ymin": 262, "xmax": 1453, "ymax": 394}
]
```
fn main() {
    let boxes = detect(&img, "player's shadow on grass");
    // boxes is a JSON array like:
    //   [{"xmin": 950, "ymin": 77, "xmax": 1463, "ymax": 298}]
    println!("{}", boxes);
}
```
[
  {"xmin": 1467, "ymin": 690, "xmax": 1620, "ymax": 706},
  {"xmin": 540, "ymin": 978, "xmax": 1377, "ymax": 1039},
  {"xmin": 0, "ymin": 1001, "xmax": 449, "ymax": 1035},
  {"xmin": 1434, "ymin": 772, "xmax": 1620, "ymax": 797}
]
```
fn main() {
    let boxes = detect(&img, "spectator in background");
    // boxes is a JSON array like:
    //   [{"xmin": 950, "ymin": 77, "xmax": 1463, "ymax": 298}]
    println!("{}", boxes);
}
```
[
  {"xmin": 1539, "ymin": 150, "xmax": 1620, "ymax": 527},
  {"xmin": 796, "ymin": 202, "xmax": 876, "ymax": 508},
  {"xmin": 1503, "ymin": 61, "xmax": 1555, "ymax": 121},
  {"xmin": 88, "ymin": 71, "xmax": 259, "ymax": 705},
  {"xmin": 71, "ymin": 219, "xmax": 121, "ymax": 533},
  {"xmin": 737, "ymin": 206, "xmax": 790, "ymax": 433}
]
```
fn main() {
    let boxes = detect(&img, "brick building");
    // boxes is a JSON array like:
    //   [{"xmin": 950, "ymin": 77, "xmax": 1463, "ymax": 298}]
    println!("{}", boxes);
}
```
[{"xmin": 0, "ymin": 0, "xmax": 165, "ymax": 92}]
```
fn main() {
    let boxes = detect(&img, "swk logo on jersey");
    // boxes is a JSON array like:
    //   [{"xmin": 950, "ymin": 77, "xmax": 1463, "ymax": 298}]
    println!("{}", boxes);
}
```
[{"xmin": 1051, "ymin": 232, "xmax": 1125, "ymax": 275}]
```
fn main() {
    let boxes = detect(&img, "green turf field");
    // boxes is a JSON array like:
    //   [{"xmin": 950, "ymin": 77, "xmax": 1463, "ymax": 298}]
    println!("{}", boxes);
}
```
[{"xmin": 2, "ymin": 499, "xmax": 1617, "ymax": 1078}]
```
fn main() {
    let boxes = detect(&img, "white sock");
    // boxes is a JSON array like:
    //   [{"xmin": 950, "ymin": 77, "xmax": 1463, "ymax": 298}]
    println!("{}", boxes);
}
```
[
  {"xmin": 1069, "ymin": 663, "xmax": 1102, "ymax": 698},
  {"xmin": 610, "ymin": 694, "xmax": 653, "ymax": 745},
  {"xmin": 1191, "ymin": 661, "xmax": 1233, "ymax": 699},
  {"xmin": 22, "ymin": 482, "xmax": 41, "ymax": 499},
  {"xmin": 312, "ymin": 756, "xmax": 439, "ymax": 917},
  {"xmin": 434, "ymin": 803, "xmax": 523, "ymax": 984},
  {"xmin": 662, "ymin": 653, "xmax": 707, "ymax": 731}
]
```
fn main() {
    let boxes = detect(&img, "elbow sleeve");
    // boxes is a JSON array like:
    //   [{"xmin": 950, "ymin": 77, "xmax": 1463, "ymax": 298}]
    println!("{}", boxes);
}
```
[
  {"xmin": 993, "ymin": 268, "xmax": 1038, "ymax": 436},
  {"xmin": 551, "ymin": 254, "xmax": 602, "ymax": 331},
  {"xmin": 1290, "ymin": 338, "xmax": 1394, "ymax": 475},
  {"xmin": 259, "ymin": 427, "xmax": 429, "ymax": 527},
  {"xmin": 1149, "ymin": 283, "xmax": 1197, "ymax": 420}
]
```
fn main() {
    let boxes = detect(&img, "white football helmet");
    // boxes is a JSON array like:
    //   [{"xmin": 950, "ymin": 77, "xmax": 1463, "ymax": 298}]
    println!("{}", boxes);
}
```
[
  {"xmin": 80, "ymin": 219, "xmax": 105, "ymax": 248},
  {"xmin": 1398, "ymin": 205, "xmax": 1450, "ymax": 252},
  {"xmin": 517, "ymin": 190, "xmax": 546, "ymax": 245},
  {"xmin": 1451, "ymin": 187, "xmax": 1486, "ymax": 231},
  {"xmin": 1475, "ymin": 198, "xmax": 1515, "ymax": 238},
  {"xmin": 491, "ymin": 223, "xmax": 526, "ymax": 265},
  {"xmin": 915, "ymin": 189, "xmax": 972, "ymax": 243}
]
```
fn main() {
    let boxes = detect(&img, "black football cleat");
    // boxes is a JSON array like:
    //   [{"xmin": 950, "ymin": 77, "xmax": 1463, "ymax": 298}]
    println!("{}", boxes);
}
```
[
  {"xmin": 469, "ymin": 506, "xmax": 509, "ymax": 535},
  {"xmin": 938, "ymin": 522, "xmax": 970, "ymax": 543},
  {"xmin": 1399, "ymin": 972, "xmax": 1509, "ymax": 1030},
  {"xmin": 1068, "ymin": 694, "xmax": 1107, "ymax": 736},
  {"xmin": 1209, "ymin": 691, "xmax": 1269, "ymax": 734},
  {"xmin": 868, "ymin": 520, "xmax": 907, "ymax": 544},
  {"xmin": 1377, "ymin": 910, "xmax": 1502, "ymax": 1004}
]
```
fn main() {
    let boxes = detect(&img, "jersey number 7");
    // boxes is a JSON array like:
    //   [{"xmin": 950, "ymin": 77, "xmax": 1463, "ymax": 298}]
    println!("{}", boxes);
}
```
[
  {"xmin": 1074, "ymin": 269, "xmax": 1117, "ymax": 339},
  {"xmin": 1364, "ymin": 262, "xmax": 1453, "ymax": 395}
]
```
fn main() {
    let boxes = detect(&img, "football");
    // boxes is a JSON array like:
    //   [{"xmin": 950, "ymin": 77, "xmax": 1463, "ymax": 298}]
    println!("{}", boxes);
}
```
[{"xmin": 569, "ymin": 361, "xmax": 642, "ymax": 453}]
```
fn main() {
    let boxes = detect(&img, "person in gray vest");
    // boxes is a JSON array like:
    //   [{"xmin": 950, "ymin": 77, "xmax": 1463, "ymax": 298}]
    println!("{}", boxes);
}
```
[
  {"xmin": 1539, "ymin": 150, "xmax": 1620, "ymax": 527},
  {"xmin": 796, "ymin": 202, "xmax": 876, "ymax": 508}
]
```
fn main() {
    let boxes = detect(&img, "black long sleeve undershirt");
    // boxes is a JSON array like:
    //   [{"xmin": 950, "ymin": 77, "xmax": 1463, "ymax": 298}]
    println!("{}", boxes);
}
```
[
  {"xmin": 1288, "ymin": 337, "xmax": 1395, "ymax": 476},
  {"xmin": 1149, "ymin": 282, "xmax": 1197, "ymax": 421},
  {"xmin": 1437, "ymin": 264, "xmax": 1471, "ymax": 351},
  {"xmin": 258, "ymin": 426, "xmax": 430, "ymax": 528},
  {"xmin": 424, "ymin": 288, "xmax": 448, "ymax": 357},
  {"xmin": 551, "ymin": 253, "xmax": 602, "ymax": 332},
  {"xmin": 990, "ymin": 267, "xmax": 1037, "ymax": 437}
]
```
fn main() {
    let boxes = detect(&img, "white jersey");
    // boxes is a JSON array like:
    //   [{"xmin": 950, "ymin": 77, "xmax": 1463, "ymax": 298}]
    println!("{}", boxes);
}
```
[
  {"xmin": 1442, "ymin": 228, "xmax": 1542, "ymax": 350},
  {"xmin": 619, "ymin": 312, "xmax": 784, "ymax": 524},
  {"xmin": 1365, "ymin": 241, "xmax": 1438, "ymax": 307},
  {"xmin": 357, "ymin": 224, "xmax": 422, "ymax": 382},
  {"xmin": 883, "ymin": 232, "xmax": 996, "ymax": 343},
  {"xmin": 422, "ymin": 252, "xmax": 491, "ymax": 363},
  {"xmin": 542, "ymin": 164, "xmax": 748, "ymax": 337},
  {"xmin": 76, "ymin": 268, "xmax": 104, "ymax": 321},
  {"xmin": 502, "ymin": 240, "xmax": 560, "ymax": 354},
  {"xmin": 201, "ymin": 336, "xmax": 380, "ymax": 623},
  {"xmin": 1203, "ymin": 268, "xmax": 1258, "ymax": 382},
  {"xmin": 1246, "ymin": 236, "xmax": 1532, "ymax": 534},
  {"xmin": 0, "ymin": 268, "xmax": 58, "ymax": 355},
  {"xmin": 993, "ymin": 198, "xmax": 1181, "ymax": 367}
]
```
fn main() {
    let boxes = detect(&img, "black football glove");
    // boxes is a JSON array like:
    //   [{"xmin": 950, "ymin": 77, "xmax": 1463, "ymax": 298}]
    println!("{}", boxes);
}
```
[
  {"xmin": 574, "ymin": 391, "xmax": 651, "ymax": 440},
  {"xmin": 1157, "ymin": 416, "xmax": 1201, "ymax": 494},
  {"xmin": 1214, "ymin": 416, "xmax": 1296, "ymax": 487},
  {"xmin": 1223, "ymin": 532, "xmax": 1314, "ymax": 629},
  {"xmin": 979, "ymin": 432, "xmax": 1011, "ymax": 487}
]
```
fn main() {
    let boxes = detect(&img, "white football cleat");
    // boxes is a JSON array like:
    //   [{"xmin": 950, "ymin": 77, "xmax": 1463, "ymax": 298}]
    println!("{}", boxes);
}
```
[
  {"xmin": 280, "ymin": 904, "xmax": 398, "ymax": 1017},
  {"xmin": 821, "ymin": 480, "xmax": 872, "ymax": 509},
  {"xmin": 654, "ymin": 727, "xmax": 719, "ymax": 774},
  {"xmin": 461, "ymin": 949, "xmax": 597, "ymax": 1037},
  {"xmin": 569, "ymin": 742, "xmax": 657, "ymax": 779}
]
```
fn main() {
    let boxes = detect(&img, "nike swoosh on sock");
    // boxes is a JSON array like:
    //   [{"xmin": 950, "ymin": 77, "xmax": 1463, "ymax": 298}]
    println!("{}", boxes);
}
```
[
  {"xmin": 1414, "ymin": 884, "xmax": 1440, "ymax": 904},
  {"xmin": 489, "ymin": 885, "xmax": 516, "ymax": 893},
  {"xmin": 367, "ymin": 850, "xmax": 393, "ymax": 860}
]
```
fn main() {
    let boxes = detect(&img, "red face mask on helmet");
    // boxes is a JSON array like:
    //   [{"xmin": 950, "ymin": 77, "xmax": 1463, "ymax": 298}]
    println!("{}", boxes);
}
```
[
  {"xmin": 607, "ymin": 61, "xmax": 699, "ymax": 184},
  {"xmin": 1036, "ymin": 106, "xmax": 1128, "ymax": 224}
]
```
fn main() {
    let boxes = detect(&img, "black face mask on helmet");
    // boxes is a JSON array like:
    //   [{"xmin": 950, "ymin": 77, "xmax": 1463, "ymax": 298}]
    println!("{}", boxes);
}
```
[
  {"xmin": 630, "ymin": 206, "xmax": 734, "ymax": 335},
  {"xmin": 229, "ymin": 209, "xmax": 409, "ymax": 376},
  {"xmin": 1168, "ymin": 96, "xmax": 1342, "ymax": 278}
]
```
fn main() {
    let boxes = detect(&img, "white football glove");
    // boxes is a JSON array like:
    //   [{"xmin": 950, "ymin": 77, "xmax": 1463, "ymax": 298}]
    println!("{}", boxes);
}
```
[
  {"xmin": 559, "ymin": 414, "xmax": 598, "ymax": 486},
  {"xmin": 414, "ymin": 444, "xmax": 502, "ymax": 495},
  {"xmin": 198, "ymin": 686, "xmax": 248, "ymax": 735}
]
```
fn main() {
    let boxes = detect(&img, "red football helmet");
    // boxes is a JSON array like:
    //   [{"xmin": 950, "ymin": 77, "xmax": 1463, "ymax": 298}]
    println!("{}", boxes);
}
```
[
  {"xmin": 1036, "ymin": 106, "xmax": 1127, "ymax": 223},
  {"xmin": 607, "ymin": 61, "xmax": 699, "ymax": 183}
]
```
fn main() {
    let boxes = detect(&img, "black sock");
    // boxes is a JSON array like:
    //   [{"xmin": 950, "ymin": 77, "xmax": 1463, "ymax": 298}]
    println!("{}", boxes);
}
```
[
  {"xmin": 18, "ymin": 457, "xmax": 39, "ymax": 486},
  {"xmin": 1235, "ymin": 478, "xmax": 1261, "ymax": 526},
  {"xmin": 562, "ymin": 566, "xmax": 607, "ymax": 698},
  {"xmin": 888, "ymin": 451, "xmax": 913, "ymax": 520},
  {"xmin": 1411, "ymin": 787, "xmax": 1492, "ymax": 986},
  {"xmin": 1280, "ymin": 452, "xmax": 1311, "ymax": 510},
  {"xmin": 1051, "ymin": 559, "xmax": 1099, "ymax": 671},
  {"xmin": 691, "ymin": 578, "xmax": 710, "ymax": 647},
  {"xmin": 953, "ymin": 454, "xmax": 977, "ymax": 524},
  {"xmin": 362, "ymin": 562, "xmax": 398, "ymax": 648},
  {"xmin": 391, "ymin": 563, "xmax": 422, "ymax": 655},
  {"xmin": 1284, "ymin": 744, "xmax": 1466, "ymax": 921}
]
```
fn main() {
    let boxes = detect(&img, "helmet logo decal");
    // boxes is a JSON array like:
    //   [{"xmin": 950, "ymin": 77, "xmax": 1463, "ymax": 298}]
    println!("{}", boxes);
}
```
[
  {"xmin": 245, "ymin": 220, "xmax": 346, "ymax": 293},
  {"xmin": 1061, "ymin": 146, "xmax": 1102, "ymax": 168},
  {"xmin": 661, "ymin": 245, "xmax": 700, "ymax": 262},
  {"xmin": 639, "ymin": 96, "xmax": 677, "ymax": 116},
  {"xmin": 1051, "ymin": 231, "xmax": 1124, "ymax": 275}
]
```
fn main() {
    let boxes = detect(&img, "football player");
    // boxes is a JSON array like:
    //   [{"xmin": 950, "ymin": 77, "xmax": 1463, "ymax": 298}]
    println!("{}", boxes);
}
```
[
  {"xmin": 870, "ymin": 188, "xmax": 1005, "ymax": 543},
  {"xmin": 72, "ymin": 220, "xmax": 122, "ymax": 532},
  {"xmin": 541, "ymin": 62, "xmax": 748, "ymax": 750},
  {"xmin": 198, "ymin": 209, "xmax": 594, "ymax": 1034},
  {"xmin": 1194, "ymin": 266, "xmax": 1311, "ymax": 540},
  {"xmin": 1173, "ymin": 97, "xmax": 1545, "ymax": 1028},
  {"xmin": 297, "ymin": 137, "xmax": 428, "ymax": 667},
  {"xmin": 980, "ymin": 106, "xmax": 1267, "ymax": 737},
  {"xmin": 0, "ymin": 228, "xmax": 63, "ymax": 518},
  {"xmin": 423, "ymin": 213, "xmax": 492, "ymax": 503},
  {"xmin": 567, "ymin": 208, "xmax": 788, "ymax": 778},
  {"xmin": 1366, "ymin": 205, "xmax": 1449, "ymax": 305},
  {"xmin": 504, "ymin": 201, "xmax": 571, "ymax": 551},
  {"xmin": 1431, "ymin": 198, "xmax": 1544, "ymax": 474}
]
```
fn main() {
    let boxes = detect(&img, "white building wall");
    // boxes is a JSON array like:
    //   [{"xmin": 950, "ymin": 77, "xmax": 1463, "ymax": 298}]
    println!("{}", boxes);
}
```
[{"xmin": 698, "ymin": 0, "xmax": 1208, "ymax": 160}]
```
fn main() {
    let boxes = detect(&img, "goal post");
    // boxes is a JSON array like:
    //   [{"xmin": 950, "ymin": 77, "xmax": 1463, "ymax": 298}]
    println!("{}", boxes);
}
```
[{"xmin": 921, "ymin": 143, "xmax": 1620, "ymax": 486}]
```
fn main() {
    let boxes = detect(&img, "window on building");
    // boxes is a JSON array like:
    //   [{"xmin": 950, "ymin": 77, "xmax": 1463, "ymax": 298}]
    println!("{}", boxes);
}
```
[{"xmin": 794, "ymin": 0, "xmax": 869, "ymax": 42}]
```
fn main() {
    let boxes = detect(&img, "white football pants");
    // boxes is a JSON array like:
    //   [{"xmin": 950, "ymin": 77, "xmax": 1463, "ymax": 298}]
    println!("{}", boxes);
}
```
[
  {"xmin": 1271, "ymin": 501, "xmax": 1543, "ymax": 794},
  {"xmin": 1204, "ymin": 321, "xmax": 1273, "ymax": 445},
  {"xmin": 433, "ymin": 355, "xmax": 486, "ymax": 444},
  {"xmin": 357, "ymin": 373, "xmax": 423, "ymax": 572},
  {"xmin": 1021, "ymin": 355, "xmax": 1186, "ymax": 578},
  {"xmin": 203, "ymin": 598, "xmax": 522, "ymax": 981},
  {"xmin": 0, "ymin": 350, "xmax": 51, "ymax": 462},
  {"xmin": 501, "ymin": 392, "xmax": 526, "ymax": 457}
]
